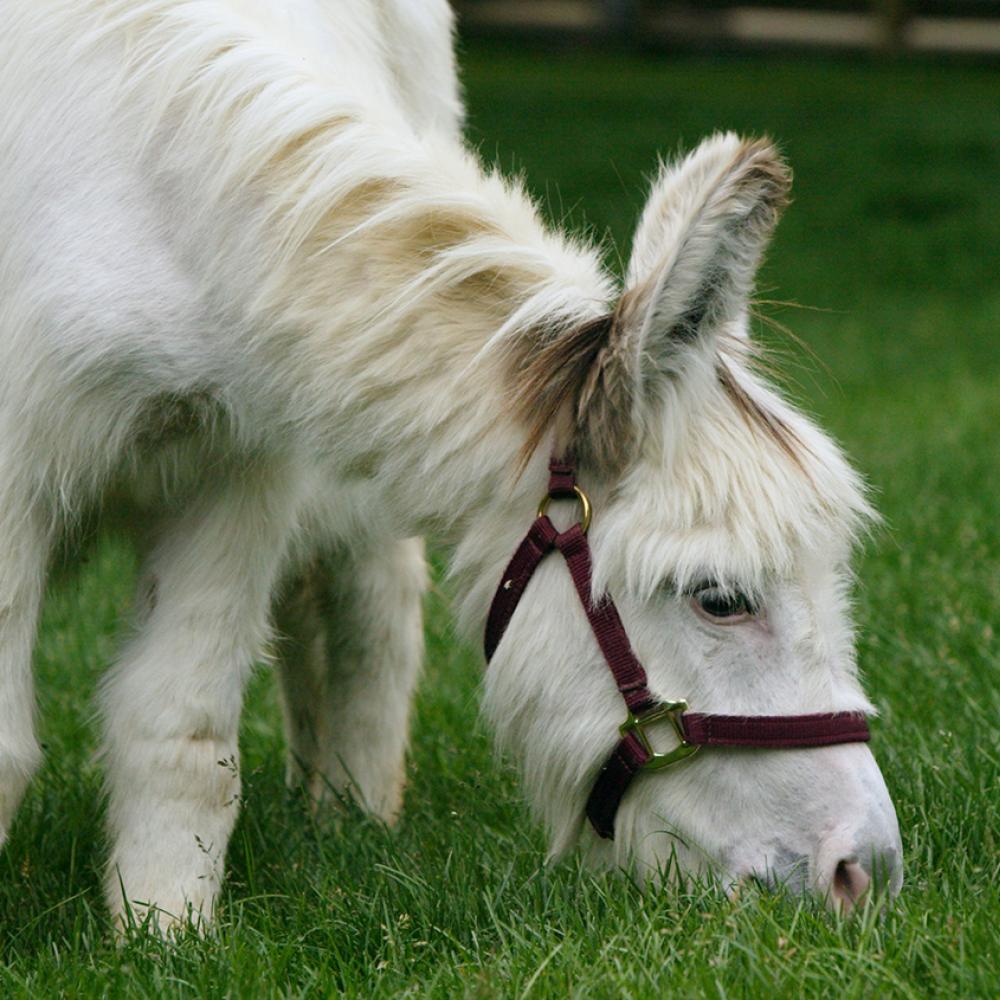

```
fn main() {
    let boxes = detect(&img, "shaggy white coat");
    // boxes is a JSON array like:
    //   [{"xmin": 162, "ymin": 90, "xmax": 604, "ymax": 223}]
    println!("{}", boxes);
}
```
[{"xmin": 0, "ymin": 0, "xmax": 901, "ymax": 929}]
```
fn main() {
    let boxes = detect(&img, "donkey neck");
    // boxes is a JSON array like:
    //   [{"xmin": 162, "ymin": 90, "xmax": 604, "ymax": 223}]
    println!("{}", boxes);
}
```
[{"xmin": 233, "ymin": 132, "xmax": 616, "ymax": 547}]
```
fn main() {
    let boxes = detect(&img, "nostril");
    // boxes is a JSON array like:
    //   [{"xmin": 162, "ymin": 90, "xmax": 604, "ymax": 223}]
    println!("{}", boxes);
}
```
[{"xmin": 830, "ymin": 859, "xmax": 871, "ymax": 912}]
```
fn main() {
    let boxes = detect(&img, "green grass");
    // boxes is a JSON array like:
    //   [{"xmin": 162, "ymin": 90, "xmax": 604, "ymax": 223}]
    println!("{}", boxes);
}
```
[{"xmin": 3, "ymin": 45, "xmax": 999, "ymax": 997}]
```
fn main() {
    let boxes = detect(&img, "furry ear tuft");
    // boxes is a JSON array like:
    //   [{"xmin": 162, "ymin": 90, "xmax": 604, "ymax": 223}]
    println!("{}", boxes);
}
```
[
  {"xmin": 625, "ymin": 133, "xmax": 791, "ymax": 361},
  {"xmin": 507, "ymin": 134, "xmax": 791, "ymax": 478},
  {"xmin": 628, "ymin": 133, "xmax": 790, "ymax": 290}
]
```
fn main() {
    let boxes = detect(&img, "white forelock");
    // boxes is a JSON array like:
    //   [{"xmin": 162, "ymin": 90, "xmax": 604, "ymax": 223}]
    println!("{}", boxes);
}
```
[{"xmin": 591, "ymin": 341, "xmax": 877, "ymax": 604}]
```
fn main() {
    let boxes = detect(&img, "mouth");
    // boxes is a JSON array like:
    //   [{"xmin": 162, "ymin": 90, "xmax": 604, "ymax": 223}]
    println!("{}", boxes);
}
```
[{"xmin": 727, "ymin": 849, "xmax": 810, "ymax": 899}]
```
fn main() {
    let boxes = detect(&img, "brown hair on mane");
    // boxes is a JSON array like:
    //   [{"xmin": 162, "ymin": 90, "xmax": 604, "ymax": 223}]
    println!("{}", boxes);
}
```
[{"xmin": 506, "ymin": 310, "xmax": 637, "ymax": 475}]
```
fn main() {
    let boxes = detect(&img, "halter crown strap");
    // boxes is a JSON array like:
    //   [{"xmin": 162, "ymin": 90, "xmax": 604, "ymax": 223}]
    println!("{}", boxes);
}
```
[{"xmin": 485, "ymin": 457, "xmax": 871, "ymax": 840}]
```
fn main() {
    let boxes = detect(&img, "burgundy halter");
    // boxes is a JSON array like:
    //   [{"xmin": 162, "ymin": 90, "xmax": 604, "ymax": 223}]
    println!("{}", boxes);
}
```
[{"xmin": 485, "ymin": 457, "xmax": 871, "ymax": 840}]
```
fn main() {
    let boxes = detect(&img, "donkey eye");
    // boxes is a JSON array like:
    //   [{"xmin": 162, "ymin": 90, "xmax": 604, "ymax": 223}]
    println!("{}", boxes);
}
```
[{"xmin": 692, "ymin": 585, "xmax": 756, "ymax": 623}]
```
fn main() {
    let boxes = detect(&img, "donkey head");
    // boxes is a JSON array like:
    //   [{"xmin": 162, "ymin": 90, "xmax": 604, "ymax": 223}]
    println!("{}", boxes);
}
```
[{"xmin": 484, "ymin": 133, "xmax": 902, "ymax": 908}]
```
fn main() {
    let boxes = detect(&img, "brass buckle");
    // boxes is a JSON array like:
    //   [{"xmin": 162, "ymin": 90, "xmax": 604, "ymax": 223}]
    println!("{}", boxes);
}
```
[
  {"xmin": 537, "ymin": 485, "xmax": 592, "ymax": 534},
  {"xmin": 619, "ymin": 700, "xmax": 700, "ymax": 771}
]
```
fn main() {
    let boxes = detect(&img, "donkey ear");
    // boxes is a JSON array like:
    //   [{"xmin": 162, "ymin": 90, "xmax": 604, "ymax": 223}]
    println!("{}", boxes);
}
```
[
  {"xmin": 621, "ymin": 132, "xmax": 790, "ymax": 370},
  {"xmin": 512, "ymin": 135, "xmax": 789, "ymax": 475}
]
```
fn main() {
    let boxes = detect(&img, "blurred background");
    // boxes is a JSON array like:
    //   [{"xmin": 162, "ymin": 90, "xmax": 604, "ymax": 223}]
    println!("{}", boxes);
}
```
[
  {"xmin": 448, "ymin": 0, "xmax": 999, "ymax": 395},
  {"xmin": 456, "ymin": 0, "xmax": 1000, "ymax": 54}
]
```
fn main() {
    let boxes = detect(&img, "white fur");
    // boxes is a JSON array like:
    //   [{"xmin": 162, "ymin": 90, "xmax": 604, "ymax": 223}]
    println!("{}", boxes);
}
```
[{"xmin": 0, "ymin": 1, "xmax": 900, "ymax": 930}]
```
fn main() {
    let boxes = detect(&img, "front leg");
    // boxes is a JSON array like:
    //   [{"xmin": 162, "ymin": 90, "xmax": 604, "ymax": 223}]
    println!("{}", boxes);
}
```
[
  {"xmin": 100, "ymin": 463, "xmax": 300, "ymax": 933},
  {"xmin": 0, "ymin": 483, "xmax": 49, "ymax": 844},
  {"xmin": 274, "ymin": 537, "xmax": 427, "ymax": 823}
]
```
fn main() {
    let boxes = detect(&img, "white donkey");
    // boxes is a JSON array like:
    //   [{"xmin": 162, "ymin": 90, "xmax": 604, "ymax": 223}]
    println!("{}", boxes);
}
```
[{"xmin": 0, "ymin": 0, "xmax": 902, "ymax": 930}]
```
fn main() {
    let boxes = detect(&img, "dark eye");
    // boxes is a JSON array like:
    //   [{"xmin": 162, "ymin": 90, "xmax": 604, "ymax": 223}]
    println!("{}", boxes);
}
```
[{"xmin": 692, "ymin": 585, "xmax": 757, "ymax": 623}]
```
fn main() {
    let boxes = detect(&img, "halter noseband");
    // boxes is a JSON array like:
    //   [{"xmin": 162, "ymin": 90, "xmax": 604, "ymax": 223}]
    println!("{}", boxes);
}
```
[{"xmin": 484, "ymin": 457, "xmax": 871, "ymax": 840}]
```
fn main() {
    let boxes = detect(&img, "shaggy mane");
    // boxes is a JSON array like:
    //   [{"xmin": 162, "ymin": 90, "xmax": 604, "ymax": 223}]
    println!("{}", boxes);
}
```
[{"xmin": 32, "ymin": 0, "xmax": 613, "ymax": 361}]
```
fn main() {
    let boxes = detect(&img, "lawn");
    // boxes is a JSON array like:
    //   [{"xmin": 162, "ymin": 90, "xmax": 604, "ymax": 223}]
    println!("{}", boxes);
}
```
[{"xmin": 2, "ymin": 43, "xmax": 998, "ymax": 998}]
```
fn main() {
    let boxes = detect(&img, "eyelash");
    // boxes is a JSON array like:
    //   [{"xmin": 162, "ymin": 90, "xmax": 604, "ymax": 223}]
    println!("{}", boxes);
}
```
[{"xmin": 687, "ymin": 581, "xmax": 759, "ymax": 623}]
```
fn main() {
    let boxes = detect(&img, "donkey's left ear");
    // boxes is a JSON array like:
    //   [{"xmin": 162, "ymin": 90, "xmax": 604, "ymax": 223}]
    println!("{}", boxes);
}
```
[{"xmin": 621, "ymin": 132, "xmax": 790, "ymax": 375}]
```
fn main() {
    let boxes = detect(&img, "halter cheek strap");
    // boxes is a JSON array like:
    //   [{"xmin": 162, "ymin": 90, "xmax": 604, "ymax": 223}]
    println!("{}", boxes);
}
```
[{"xmin": 484, "ymin": 457, "xmax": 871, "ymax": 841}]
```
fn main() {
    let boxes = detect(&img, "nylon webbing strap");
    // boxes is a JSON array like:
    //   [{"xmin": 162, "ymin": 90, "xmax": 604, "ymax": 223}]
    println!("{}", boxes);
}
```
[
  {"xmin": 484, "ymin": 517, "xmax": 559, "ymax": 662},
  {"xmin": 485, "ymin": 461, "xmax": 657, "ymax": 712},
  {"xmin": 681, "ymin": 712, "xmax": 870, "ymax": 748},
  {"xmin": 584, "ymin": 731, "xmax": 650, "ymax": 840},
  {"xmin": 552, "ymin": 525, "xmax": 657, "ymax": 713}
]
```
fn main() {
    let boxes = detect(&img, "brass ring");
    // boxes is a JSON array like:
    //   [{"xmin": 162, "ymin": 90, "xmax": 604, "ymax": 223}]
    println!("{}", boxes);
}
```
[{"xmin": 536, "ymin": 485, "xmax": 593, "ymax": 533}]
